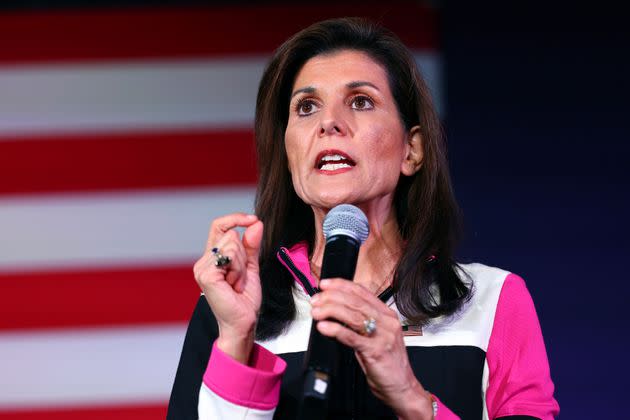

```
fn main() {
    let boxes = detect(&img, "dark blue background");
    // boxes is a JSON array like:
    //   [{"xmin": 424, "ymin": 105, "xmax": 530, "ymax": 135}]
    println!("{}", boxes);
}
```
[{"xmin": 443, "ymin": 5, "xmax": 629, "ymax": 418}]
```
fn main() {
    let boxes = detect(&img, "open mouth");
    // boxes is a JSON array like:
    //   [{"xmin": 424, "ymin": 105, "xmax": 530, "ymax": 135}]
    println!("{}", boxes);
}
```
[{"xmin": 315, "ymin": 150, "xmax": 356, "ymax": 171}]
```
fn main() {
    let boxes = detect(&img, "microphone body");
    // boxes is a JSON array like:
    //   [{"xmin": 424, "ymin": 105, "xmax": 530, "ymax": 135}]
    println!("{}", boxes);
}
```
[
  {"xmin": 298, "ymin": 205, "xmax": 369, "ymax": 420},
  {"xmin": 320, "ymin": 234, "xmax": 361, "ymax": 280}
]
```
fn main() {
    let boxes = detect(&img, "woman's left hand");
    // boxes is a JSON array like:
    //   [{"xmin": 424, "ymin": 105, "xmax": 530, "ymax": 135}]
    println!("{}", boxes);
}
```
[{"xmin": 310, "ymin": 278, "xmax": 434, "ymax": 420}]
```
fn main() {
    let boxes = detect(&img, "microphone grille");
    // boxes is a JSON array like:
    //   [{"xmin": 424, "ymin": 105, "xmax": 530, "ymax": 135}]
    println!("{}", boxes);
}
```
[{"xmin": 323, "ymin": 204, "xmax": 369, "ymax": 244}]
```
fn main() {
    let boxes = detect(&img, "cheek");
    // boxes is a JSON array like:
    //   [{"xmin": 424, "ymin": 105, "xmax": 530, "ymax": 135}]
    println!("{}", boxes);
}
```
[
  {"xmin": 365, "ymin": 127, "xmax": 406, "ymax": 164},
  {"xmin": 284, "ymin": 130, "xmax": 298, "ymax": 172},
  {"xmin": 285, "ymin": 123, "xmax": 315, "ymax": 171},
  {"xmin": 284, "ymin": 133, "xmax": 309, "ymax": 187},
  {"xmin": 284, "ymin": 136, "xmax": 310, "ymax": 201}
]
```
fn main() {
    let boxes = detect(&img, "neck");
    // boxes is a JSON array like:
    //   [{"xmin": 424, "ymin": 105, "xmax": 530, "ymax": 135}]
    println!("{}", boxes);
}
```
[{"xmin": 310, "ymin": 201, "xmax": 403, "ymax": 295}]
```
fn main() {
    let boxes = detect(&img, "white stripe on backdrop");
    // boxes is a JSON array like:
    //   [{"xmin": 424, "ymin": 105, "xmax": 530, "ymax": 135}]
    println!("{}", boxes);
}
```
[
  {"xmin": 0, "ymin": 187, "xmax": 255, "ymax": 272},
  {"xmin": 0, "ymin": 324, "xmax": 186, "ymax": 409},
  {"xmin": 0, "ymin": 54, "xmax": 440, "ymax": 138}
]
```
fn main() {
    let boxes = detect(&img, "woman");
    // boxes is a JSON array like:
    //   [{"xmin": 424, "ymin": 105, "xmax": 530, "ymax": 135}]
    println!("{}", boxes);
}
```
[{"xmin": 168, "ymin": 18, "xmax": 559, "ymax": 419}]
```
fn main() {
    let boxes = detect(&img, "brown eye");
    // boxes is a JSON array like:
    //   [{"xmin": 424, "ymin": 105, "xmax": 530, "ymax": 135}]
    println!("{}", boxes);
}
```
[
  {"xmin": 351, "ymin": 95, "xmax": 374, "ymax": 110},
  {"xmin": 296, "ymin": 99, "xmax": 319, "ymax": 116},
  {"xmin": 300, "ymin": 102, "xmax": 313, "ymax": 114}
]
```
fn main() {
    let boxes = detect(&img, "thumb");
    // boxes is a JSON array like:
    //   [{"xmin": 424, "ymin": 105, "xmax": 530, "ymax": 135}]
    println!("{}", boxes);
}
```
[{"xmin": 242, "ymin": 220, "xmax": 264, "ymax": 269}]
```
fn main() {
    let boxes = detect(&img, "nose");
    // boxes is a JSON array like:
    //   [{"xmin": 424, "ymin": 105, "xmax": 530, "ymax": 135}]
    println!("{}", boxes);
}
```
[{"xmin": 319, "ymin": 111, "xmax": 348, "ymax": 137}]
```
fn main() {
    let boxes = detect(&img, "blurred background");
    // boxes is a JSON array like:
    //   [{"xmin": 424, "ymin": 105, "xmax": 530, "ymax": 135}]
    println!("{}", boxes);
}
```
[{"xmin": 0, "ymin": 1, "xmax": 627, "ymax": 419}]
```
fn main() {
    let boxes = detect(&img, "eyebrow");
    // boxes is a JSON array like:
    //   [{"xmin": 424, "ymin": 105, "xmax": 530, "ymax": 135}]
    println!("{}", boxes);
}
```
[
  {"xmin": 291, "ymin": 86, "xmax": 315, "ymax": 98},
  {"xmin": 290, "ymin": 81, "xmax": 380, "ymax": 99},
  {"xmin": 346, "ymin": 81, "xmax": 380, "ymax": 91}
]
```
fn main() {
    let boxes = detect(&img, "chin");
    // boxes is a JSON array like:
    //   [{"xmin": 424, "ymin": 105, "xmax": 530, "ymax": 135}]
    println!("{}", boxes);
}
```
[{"xmin": 304, "ymin": 191, "xmax": 359, "ymax": 210}]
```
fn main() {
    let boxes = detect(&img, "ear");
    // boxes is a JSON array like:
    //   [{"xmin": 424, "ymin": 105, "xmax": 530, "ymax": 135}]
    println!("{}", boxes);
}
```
[{"xmin": 401, "ymin": 125, "xmax": 424, "ymax": 176}]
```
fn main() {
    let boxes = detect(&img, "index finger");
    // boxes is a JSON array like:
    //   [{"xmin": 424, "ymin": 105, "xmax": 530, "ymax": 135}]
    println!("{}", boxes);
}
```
[{"xmin": 206, "ymin": 212, "xmax": 259, "ymax": 251}]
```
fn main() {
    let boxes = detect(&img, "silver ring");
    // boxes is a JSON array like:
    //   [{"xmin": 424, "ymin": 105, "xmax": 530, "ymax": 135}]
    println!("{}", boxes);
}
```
[
  {"xmin": 211, "ymin": 247, "xmax": 231, "ymax": 267},
  {"xmin": 363, "ymin": 318, "xmax": 377, "ymax": 336}
]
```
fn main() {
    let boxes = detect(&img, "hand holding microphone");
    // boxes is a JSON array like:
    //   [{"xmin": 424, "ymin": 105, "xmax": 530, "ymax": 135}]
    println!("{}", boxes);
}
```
[
  {"xmin": 298, "ymin": 204, "xmax": 369, "ymax": 419},
  {"xmin": 303, "ymin": 204, "xmax": 434, "ymax": 419}
]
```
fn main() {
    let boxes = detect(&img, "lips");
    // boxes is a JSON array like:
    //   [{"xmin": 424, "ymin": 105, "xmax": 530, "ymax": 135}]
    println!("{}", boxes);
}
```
[{"xmin": 315, "ymin": 149, "xmax": 356, "ymax": 171}]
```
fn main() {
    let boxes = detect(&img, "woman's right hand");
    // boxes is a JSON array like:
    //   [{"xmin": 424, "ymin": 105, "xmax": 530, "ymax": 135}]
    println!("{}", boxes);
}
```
[{"xmin": 193, "ymin": 213, "xmax": 264, "ymax": 365}]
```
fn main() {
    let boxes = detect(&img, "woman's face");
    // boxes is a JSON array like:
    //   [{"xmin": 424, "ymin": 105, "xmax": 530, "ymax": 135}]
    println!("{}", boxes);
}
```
[{"xmin": 285, "ymin": 49, "xmax": 418, "ymax": 211}]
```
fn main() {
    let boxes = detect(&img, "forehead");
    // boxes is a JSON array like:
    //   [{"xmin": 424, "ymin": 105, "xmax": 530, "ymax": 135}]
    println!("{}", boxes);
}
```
[{"xmin": 293, "ymin": 49, "xmax": 390, "ymax": 90}]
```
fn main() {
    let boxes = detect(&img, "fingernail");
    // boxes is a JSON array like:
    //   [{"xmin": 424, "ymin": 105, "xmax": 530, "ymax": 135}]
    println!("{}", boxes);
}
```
[
  {"xmin": 311, "ymin": 294, "xmax": 320, "ymax": 304},
  {"xmin": 319, "ymin": 279, "xmax": 330, "ymax": 287}
]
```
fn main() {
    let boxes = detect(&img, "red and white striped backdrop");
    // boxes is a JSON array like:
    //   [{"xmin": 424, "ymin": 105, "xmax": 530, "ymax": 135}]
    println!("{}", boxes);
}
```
[{"xmin": 0, "ymin": 2, "xmax": 440, "ymax": 418}]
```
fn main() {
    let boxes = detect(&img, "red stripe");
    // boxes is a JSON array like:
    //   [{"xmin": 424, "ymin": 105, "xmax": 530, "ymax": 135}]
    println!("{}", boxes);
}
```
[
  {"xmin": 0, "ymin": 263, "xmax": 200, "ymax": 331},
  {"xmin": 0, "ymin": 2, "xmax": 437, "ymax": 64},
  {"xmin": 0, "ymin": 403, "xmax": 166, "ymax": 420},
  {"xmin": 0, "ymin": 129, "xmax": 256, "ymax": 196}
]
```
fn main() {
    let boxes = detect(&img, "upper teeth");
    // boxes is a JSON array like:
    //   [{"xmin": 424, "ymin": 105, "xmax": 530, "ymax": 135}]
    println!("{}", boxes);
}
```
[{"xmin": 321, "ymin": 154, "xmax": 346, "ymax": 162}]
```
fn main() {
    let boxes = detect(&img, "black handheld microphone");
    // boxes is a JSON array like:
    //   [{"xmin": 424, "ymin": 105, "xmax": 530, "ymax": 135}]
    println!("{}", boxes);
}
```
[{"xmin": 297, "ymin": 204, "xmax": 369, "ymax": 420}]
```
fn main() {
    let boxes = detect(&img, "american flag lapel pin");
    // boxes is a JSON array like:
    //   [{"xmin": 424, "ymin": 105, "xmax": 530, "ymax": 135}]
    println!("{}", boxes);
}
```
[{"xmin": 402, "ymin": 324, "xmax": 423, "ymax": 336}]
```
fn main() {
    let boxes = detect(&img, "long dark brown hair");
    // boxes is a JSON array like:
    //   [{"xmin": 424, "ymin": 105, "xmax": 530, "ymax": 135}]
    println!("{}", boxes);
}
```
[{"xmin": 254, "ymin": 17, "xmax": 471, "ymax": 340}]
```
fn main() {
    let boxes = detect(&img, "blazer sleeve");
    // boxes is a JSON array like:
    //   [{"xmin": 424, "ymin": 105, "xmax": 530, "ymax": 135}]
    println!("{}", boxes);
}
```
[
  {"xmin": 167, "ymin": 295, "xmax": 217, "ymax": 420},
  {"xmin": 168, "ymin": 295, "xmax": 287, "ymax": 420},
  {"xmin": 198, "ymin": 341, "xmax": 286, "ymax": 419},
  {"xmin": 485, "ymin": 274, "xmax": 560, "ymax": 419}
]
